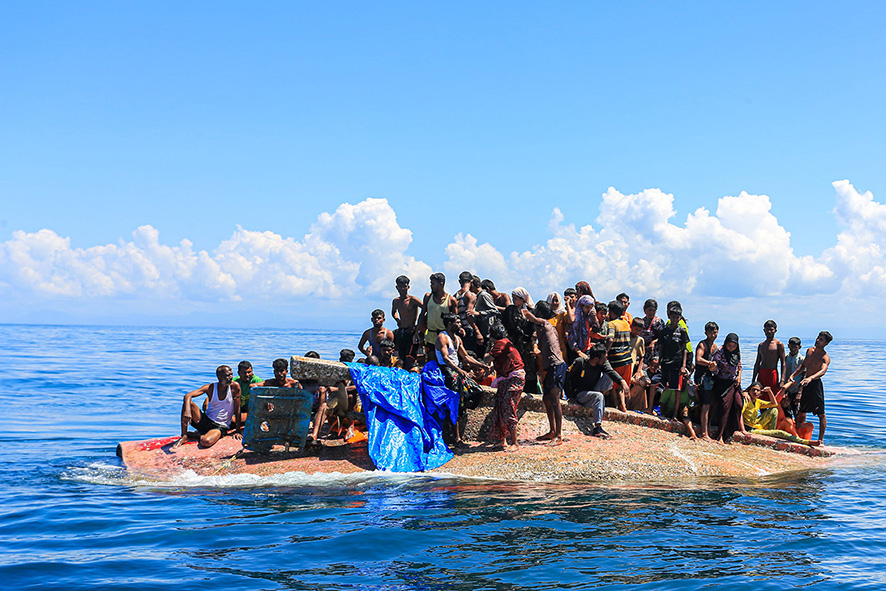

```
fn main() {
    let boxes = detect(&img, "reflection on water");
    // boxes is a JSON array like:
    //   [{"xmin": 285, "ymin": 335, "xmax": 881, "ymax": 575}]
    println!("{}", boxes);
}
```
[
  {"xmin": 165, "ymin": 473, "xmax": 850, "ymax": 590},
  {"xmin": 1, "ymin": 325, "xmax": 885, "ymax": 590}
]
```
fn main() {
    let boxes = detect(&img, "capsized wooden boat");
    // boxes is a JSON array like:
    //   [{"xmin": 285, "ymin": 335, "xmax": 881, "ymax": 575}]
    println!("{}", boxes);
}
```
[{"xmin": 117, "ymin": 356, "xmax": 838, "ymax": 483}]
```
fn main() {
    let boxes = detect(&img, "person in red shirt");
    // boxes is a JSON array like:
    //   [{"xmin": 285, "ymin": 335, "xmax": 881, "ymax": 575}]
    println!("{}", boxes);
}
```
[{"xmin": 484, "ymin": 324, "xmax": 525, "ymax": 452}]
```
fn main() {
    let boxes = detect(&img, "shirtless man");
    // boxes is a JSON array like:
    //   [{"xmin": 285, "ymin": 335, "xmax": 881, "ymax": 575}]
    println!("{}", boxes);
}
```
[
  {"xmin": 455, "ymin": 271, "xmax": 480, "ymax": 358},
  {"xmin": 391, "ymin": 275, "xmax": 423, "ymax": 368},
  {"xmin": 358, "ymin": 309, "xmax": 395, "ymax": 358},
  {"xmin": 523, "ymin": 301, "xmax": 567, "ymax": 446},
  {"xmin": 752, "ymin": 319, "xmax": 785, "ymax": 395},
  {"xmin": 173, "ymin": 365, "xmax": 242, "ymax": 449},
  {"xmin": 419, "ymin": 273, "xmax": 458, "ymax": 351},
  {"xmin": 481, "ymin": 279, "xmax": 511, "ymax": 311},
  {"xmin": 378, "ymin": 339, "xmax": 401, "ymax": 368},
  {"xmin": 254, "ymin": 358, "xmax": 299, "ymax": 388},
  {"xmin": 787, "ymin": 331, "xmax": 832, "ymax": 445}
]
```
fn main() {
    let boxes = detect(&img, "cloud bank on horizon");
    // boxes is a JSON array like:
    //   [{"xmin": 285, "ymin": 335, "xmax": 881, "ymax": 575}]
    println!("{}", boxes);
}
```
[{"xmin": 0, "ymin": 180, "xmax": 882, "ymax": 320}]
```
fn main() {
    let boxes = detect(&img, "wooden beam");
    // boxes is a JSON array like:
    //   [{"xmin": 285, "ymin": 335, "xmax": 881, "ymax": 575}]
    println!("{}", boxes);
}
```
[{"xmin": 290, "ymin": 355, "xmax": 351, "ymax": 385}]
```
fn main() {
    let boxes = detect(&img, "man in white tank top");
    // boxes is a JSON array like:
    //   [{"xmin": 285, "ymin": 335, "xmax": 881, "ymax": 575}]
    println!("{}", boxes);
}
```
[{"xmin": 172, "ymin": 365, "xmax": 242, "ymax": 449}]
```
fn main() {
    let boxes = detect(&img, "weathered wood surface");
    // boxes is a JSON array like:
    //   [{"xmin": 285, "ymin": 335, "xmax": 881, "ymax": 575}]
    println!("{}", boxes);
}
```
[{"xmin": 290, "ymin": 355, "xmax": 351, "ymax": 385}]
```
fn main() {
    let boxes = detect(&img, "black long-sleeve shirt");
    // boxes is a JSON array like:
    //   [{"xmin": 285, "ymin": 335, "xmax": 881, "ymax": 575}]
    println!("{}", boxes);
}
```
[{"xmin": 565, "ymin": 357, "xmax": 622, "ymax": 398}]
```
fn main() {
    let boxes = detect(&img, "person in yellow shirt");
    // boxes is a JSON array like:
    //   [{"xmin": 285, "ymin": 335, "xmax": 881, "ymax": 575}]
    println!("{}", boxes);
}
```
[{"xmin": 742, "ymin": 381, "xmax": 778, "ymax": 431}]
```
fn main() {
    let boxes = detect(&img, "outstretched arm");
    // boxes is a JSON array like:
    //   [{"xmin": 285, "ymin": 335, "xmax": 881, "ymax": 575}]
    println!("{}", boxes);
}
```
[
  {"xmin": 522, "ymin": 309, "xmax": 543, "ymax": 326},
  {"xmin": 778, "ymin": 342, "xmax": 787, "ymax": 383},
  {"xmin": 789, "ymin": 349, "xmax": 813, "ymax": 384},
  {"xmin": 802, "ymin": 352, "xmax": 830, "ymax": 385},
  {"xmin": 458, "ymin": 341, "xmax": 489, "ymax": 372}
]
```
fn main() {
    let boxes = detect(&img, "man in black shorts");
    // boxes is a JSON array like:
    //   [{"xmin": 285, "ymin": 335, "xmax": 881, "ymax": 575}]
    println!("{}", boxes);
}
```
[
  {"xmin": 787, "ymin": 330, "xmax": 832, "ymax": 445},
  {"xmin": 173, "ymin": 365, "xmax": 242, "ymax": 449}
]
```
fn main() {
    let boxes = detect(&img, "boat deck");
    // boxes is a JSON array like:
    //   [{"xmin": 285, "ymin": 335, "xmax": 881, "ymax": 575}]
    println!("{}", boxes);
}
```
[{"xmin": 118, "ymin": 393, "xmax": 836, "ymax": 482}]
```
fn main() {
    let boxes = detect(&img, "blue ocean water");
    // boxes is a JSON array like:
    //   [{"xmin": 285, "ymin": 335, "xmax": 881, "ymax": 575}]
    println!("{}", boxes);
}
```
[{"xmin": 2, "ymin": 324, "xmax": 885, "ymax": 590}]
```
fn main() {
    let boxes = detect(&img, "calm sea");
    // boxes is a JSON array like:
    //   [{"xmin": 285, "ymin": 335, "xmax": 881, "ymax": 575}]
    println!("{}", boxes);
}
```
[{"xmin": 2, "ymin": 324, "xmax": 885, "ymax": 590}]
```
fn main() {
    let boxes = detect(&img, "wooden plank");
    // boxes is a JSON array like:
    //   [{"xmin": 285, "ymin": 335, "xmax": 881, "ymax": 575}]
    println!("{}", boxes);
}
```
[{"xmin": 290, "ymin": 355, "xmax": 351, "ymax": 385}]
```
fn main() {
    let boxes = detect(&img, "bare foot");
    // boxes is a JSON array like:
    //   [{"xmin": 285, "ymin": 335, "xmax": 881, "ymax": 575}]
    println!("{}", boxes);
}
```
[
  {"xmin": 715, "ymin": 438, "xmax": 725, "ymax": 445},
  {"xmin": 547, "ymin": 437, "xmax": 563, "ymax": 447},
  {"xmin": 536, "ymin": 432, "xmax": 555, "ymax": 441},
  {"xmin": 810, "ymin": 440, "xmax": 822, "ymax": 447},
  {"xmin": 689, "ymin": 435, "xmax": 697, "ymax": 441},
  {"xmin": 171, "ymin": 435, "xmax": 188, "ymax": 449},
  {"xmin": 504, "ymin": 444, "xmax": 520, "ymax": 452},
  {"xmin": 701, "ymin": 434, "xmax": 712, "ymax": 442}
]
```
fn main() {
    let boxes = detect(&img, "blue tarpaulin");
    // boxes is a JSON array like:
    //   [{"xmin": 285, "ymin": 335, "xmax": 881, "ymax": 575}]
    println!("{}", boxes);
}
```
[{"xmin": 347, "ymin": 362, "xmax": 455, "ymax": 472}]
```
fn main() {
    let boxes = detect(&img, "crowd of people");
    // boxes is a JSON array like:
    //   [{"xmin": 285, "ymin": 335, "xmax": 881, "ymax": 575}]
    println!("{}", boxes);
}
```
[{"xmin": 173, "ymin": 271, "xmax": 833, "ymax": 454}]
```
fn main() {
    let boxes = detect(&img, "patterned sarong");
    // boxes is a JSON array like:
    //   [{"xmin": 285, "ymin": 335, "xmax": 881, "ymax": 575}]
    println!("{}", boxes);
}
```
[{"xmin": 489, "ymin": 369, "xmax": 526, "ymax": 442}]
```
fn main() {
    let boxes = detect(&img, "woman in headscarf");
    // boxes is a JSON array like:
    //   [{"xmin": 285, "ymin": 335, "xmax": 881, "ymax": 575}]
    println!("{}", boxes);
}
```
[
  {"xmin": 710, "ymin": 332, "xmax": 746, "ymax": 443},
  {"xmin": 502, "ymin": 288, "xmax": 539, "ymax": 394},
  {"xmin": 546, "ymin": 292, "xmax": 564, "ymax": 315},
  {"xmin": 568, "ymin": 295, "xmax": 596, "ymax": 360},
  {"xmin": 511, "ymin": 287, "xmax": 533, "ymax": 309},
  {"xmin": 575, "ymin": 281, "xmax": 595, "ymax": 300}
]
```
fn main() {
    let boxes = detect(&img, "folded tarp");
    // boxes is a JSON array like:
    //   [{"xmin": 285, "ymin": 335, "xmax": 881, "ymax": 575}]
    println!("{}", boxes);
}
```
[
  {"xmin": 420, "ymin": 360, "xmax": 459, "ymax": 440},
  {"xmin": 347, "ymin": 362, "xmax": 454, "ymax": 472}
]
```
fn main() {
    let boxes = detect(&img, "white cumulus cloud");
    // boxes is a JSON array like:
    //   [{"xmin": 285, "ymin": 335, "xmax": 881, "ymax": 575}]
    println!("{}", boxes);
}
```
[
  {"xmin": 442, "ymin": 185, "xmax": 851, "ymax": 302},
  {"xmin": 816, "ymin": 180, "xmax": 886, "ymax": 294},
  {"xmin": 0, "ymin": 198, "xmax": 430, "ymax": 305},
  {"xmin": 3, "ymin": 182, "xmax": 886, "ymax": 329}
]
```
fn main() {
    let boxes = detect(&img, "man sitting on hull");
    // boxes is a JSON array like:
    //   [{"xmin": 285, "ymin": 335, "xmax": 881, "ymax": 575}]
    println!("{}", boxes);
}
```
[{"xmin": 173, "ymin": 365, "xmax": 242, "ymax": 449}]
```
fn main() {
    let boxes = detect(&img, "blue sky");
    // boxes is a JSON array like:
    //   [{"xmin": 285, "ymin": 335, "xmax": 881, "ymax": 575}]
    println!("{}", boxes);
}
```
[{"xmin": 2, "ymin": 2, "xmax": 885, "ymax": 336}]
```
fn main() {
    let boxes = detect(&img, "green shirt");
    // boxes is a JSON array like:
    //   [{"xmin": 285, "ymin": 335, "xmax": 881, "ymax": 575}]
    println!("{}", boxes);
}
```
[{"xmin": 235, "ymin": 375, "xmax": 263, "ymax": 411}]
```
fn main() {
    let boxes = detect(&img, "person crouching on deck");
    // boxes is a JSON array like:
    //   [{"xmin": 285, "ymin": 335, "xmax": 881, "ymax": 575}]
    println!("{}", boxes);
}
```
[
  {"xmin": 173, "ymin": 365, "xmax": 241, "ymax": 449},
  {"xmin": 565, "ymin": 344, "xmax": 629, "ymax": 439}
]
